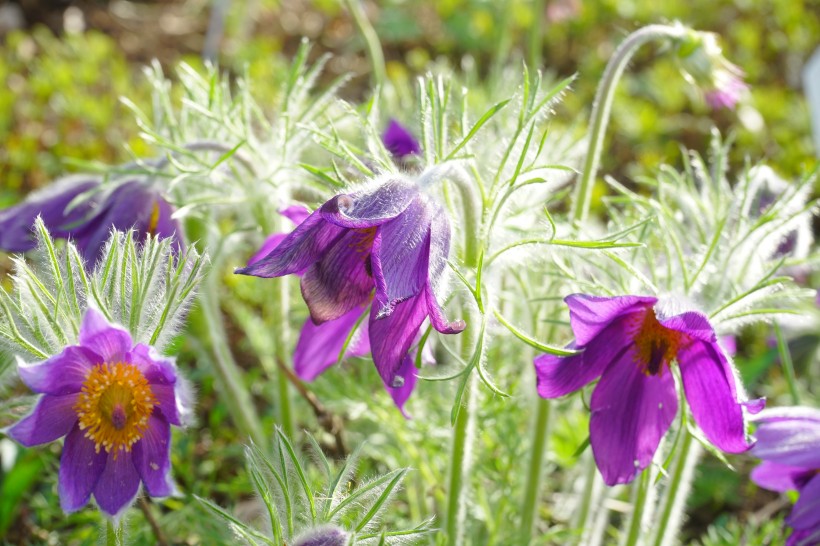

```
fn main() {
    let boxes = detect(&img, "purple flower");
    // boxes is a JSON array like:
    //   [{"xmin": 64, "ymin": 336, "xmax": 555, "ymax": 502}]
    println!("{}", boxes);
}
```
[
  {"xmin": 4, "ymin": 308, "xmax": 191, "ymax": 519},
  {"xmin": 0, "ymin": 176, "xmax": 182, "ymax": 264},
  {"xmin": 704, "ymin": 75, "xmax": 748, "ymax": 111},
  {"xmin": 382, "ymin": 119, "xmax": 421, "ymax": 160},
  {"xmin": 751, "ymin": 407, "xmax": 820, "ymax": 546},
  {"xmin": 236, "ymin": 178, "xmax": 464, "ymax": 409},
  {"xmin": 677, "ymin": 32, "xmax": 748, "ymax": 111},
  {"xmin": 534, "ymin": 294, "xmax": 761, "ymax": 485},
  {"xmin": 294, "ymin": 525, "xmax": 350, "ymax": 546}
]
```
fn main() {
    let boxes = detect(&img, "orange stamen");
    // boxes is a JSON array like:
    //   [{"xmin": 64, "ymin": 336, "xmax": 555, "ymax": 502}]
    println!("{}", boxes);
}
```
[{"xmin": 632, "ymin": 308, "xmax": 684, "ymax": 376}]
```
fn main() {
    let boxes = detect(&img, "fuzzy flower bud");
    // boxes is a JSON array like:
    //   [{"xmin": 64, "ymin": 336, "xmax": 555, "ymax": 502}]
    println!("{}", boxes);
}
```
[
  {"xmin": 677, "ymin": 31, "xmax": 748, "ymax": 110},
  {"xmin": 293, "ymin": 525, "xmax": 350, "ymax": 546}
]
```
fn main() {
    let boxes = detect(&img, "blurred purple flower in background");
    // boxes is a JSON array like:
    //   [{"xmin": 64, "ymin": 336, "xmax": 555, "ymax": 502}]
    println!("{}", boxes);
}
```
[
  {"xmin": 751, "ymin": 406, "xmax": 820, "ymax": 546},
  {"xmin": 4, "ymin": 308, "xmax": 192, "ymax": 519},
  {"xmin": 677, "ymin": 31, "xmax": 748, "ymax": 111},
  {"xmin": 382, "ymin": 119, "xmax": 421, "ymax": 160},
  {"xmin": 534, "ymin": 294, "xmax": 762, "ymax": 485}
]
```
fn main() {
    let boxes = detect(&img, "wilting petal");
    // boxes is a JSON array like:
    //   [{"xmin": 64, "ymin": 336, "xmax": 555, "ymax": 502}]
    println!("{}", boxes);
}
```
[
  {"xmin": 751, "ymin": 407, "xmax": 820, "ymax": 468},
  {"xmin": 237, "ymin": 210, "xmax": 345, "ymax": 278},
  {"xmin": 17, "ymin": 346, "xmax": 100, "ymax": 395},
  {"xmin": 294, "ymin": 304, "xmax": 370, "ymax": 381},
  {"xmin": 788, "ymin": 474, "xmax": 820, "ymax": 531},
  {"xmin": 78, "ymin": 308, "xmax": 132, "ymax": 363},
  {"xmin": 132, "ymin": 414, "xmax": 175, "ymax": 497},
  {"xmin": 5, "ymin": 394, "xmax": 79, "ymax": 446},
  {"xmin": 382, "ymin": 119, "xmax": 421, "ymax": 159},
  {"xmin": 535, "ymin": 317, "xmax": 634, "ymax": 399},
  {"xmin": 369, "ymin": 292, "xmax": 427, "ymax": 388},
  {"xmin": 301, "ymin": 229, "xmax": 375, "ymax": 323},
  {"xmin": 385, "ymin": 352, "xmax": 418, "ymax": 418},
  {"xmin": 565, "ymin": 294, "xmax": 656, "ymax": 346},
  {"xmin": 679, "ymin": 340, "xmax": 753, "ymax": 453},
  {"xmin": 94, "ymin": 451, "xmax": 141, "ymax": 518},
  {"xmin": 659, "ymin": 310, "xmax": 716, "ymax": 343},
  {"xmin": 590, "ymin": 357, "xmax": 678, "ymax": 485},
  {"xmin": 59, "ymin": 424, "xmax": 107, "ymax": 513},
  {"xmin": 371, "ymin": 197, "xmax": 432, "ymax": 315},
  {"xmin": 0, "ymin": 176, "xmax": 99, "ymax": 252},
  {"xmin": 425, "ymin": 284, "xmax": 465, "ymax": 334},
  {"xmin": 751, "ymin": 461, "xmax": 813, "ymax": 493},
  {"xmin": 320, "ymin": 180, "xmax": 418, "ymax": 229}
]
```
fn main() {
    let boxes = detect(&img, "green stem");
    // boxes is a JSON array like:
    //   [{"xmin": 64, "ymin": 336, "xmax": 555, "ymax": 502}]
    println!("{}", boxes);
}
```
[
  {"xmin": 445, "ymin": 372, "xmax": 478, "ymax": 546},
  {"xmin": 201, "ymin": 273, "xmax": 266, "ymax": 446},
  {"xmin": 571, "ymin": 24, "xmax": 688, "ymax": 223},
  {"xmin": 343, "ymin": 0, "xmax": 386, "ymax": 88},
  {"xmin": 528, "ymin": 0, "xmax": 545, "ymax": 70},
  {"xmin": 774, "ymin": 322, "xmax": 801, "ymax": 405},
  {"xmin": 105, "ymin": 520, "xmax": 123, "ymax": 546},
  {"xmin": 574, "ymin": 455, "xmax": 598, "ymax": 545},
  {"xmin": 650, "ymin": 431, "xmax": 699, "ymax": 546},
  {"xmin": 624, "ymin": 468, "xmax": 652, "ymax": 546},
  {"xmin": 270, "ymin": 276, "xmax": 295, "ymax": 438},
  {"xmin": 520, "ymin": 398, "xmax": 552, "ymax": 541}
]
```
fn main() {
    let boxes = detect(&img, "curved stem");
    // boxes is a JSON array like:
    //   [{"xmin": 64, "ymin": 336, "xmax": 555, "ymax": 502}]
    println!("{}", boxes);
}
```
[
  {"xmin": 571, "ymin": 24, "xmax": 688, "ymax": 223},
  {"xmin": 520, "ymin": 397, "xmax": 552, "ymax": 541}
]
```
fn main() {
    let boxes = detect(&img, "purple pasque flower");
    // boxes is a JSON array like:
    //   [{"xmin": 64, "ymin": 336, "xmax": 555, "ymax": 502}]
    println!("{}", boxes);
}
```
[
  {"xmin": 0, "ymin": 176, "xmax": 182, "ymax": 264},
  {"xmin": 750, "ymin": 406, "xmax": 820, "ymax": 546},
  {"xmin": 677, "ymin": 31, "xmax": 748, "ymax": 111},
  {"xmin": 4, "ymin": 308, "xmax": 191, "ymax": 519},
  {"xmin": 382, "ymin": 119, "xmax": 421, "ymax": 160},
  {"xmin": 236, "ymin": 177, "xmax": 464, "ymax": 409},
  {"xmin": 534, "ymin": 294, "xmax": 761, "ymax": 486}
]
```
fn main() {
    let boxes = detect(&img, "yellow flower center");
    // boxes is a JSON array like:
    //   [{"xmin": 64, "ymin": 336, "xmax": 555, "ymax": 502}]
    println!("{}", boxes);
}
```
[
  {"xmin": 633, "ymin": 308, "xmax": 684, "ymax": 376},
  {"xmin": 74, "ymin": 362, "xmax": 156, "ymax": 457},
  {"xmin": 147, "ymin": 201, "xmax": 161, "ymax": 235}
]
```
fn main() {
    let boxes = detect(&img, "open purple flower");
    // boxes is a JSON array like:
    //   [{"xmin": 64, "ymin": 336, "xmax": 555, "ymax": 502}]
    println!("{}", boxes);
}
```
[
  {"xmin": 4, "ymin": 308, "xmax": 192, "ymax": 519},
  {"xmin": 236, "ymin": 177, "xmax": 464, "ymax": 409},
  {"xmin": 534, "ymin": 294, "xmax": 761, "ymax": 485},
  {"xmin": 750, "ymin": 406, "xmax": 820, "ymax": 546},
  {"xmin": 0, "ymin": 176, "xmax": 182, "ymax": 264},
  {"xmin": 382, "ymin": 119, "xmax": 421, "ymax": 160}
]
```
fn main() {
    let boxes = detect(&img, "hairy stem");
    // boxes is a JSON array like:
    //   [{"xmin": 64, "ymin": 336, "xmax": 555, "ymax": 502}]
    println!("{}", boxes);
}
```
[
  {"xmin": 651, "ymin": 431, "xmax": 700, "ymax": 546},
  {"xmin": 520, "ymin": 397, "xmax": 552, "ymax": 541},
  {"xmin": 625, "ymin": 468, "xmax": 652, "ymax": 546},
  {"xmin": 445, "ymin": 371, "xmax": 478, "ymax": 546}
]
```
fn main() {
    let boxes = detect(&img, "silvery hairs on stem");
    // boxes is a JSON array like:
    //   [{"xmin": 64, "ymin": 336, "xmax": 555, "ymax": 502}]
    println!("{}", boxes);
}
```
[{"xmin": 0, "ymin": 217, "xmax": 207, "ymax": 361}]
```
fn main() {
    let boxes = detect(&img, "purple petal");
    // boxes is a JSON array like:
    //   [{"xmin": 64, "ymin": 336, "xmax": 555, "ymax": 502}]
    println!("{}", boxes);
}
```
[
  {"xmin": 93, "ymin": 450, "xmax": 141, "ymax": 518},
  {"xmin": 294, "ymin": 304, "xmax": 370, "ymax": 381},
  {"xmin": 0, "ymin": 176, "xmax": 99, "ymax": 253},
  {"xmin": 425, "ymin": 284, "xmax": 466, "ymax": 334},
  {"xmin": 17, "ymin": 346, "xmax": 100, "ymax": 395},
  {"xmin": 565, "ymin": 294, "xmax": 656, "ymax": 346},
  {"xmin": 679, "ymin": 340, "xmax": 752, "ymax": 453},
  {"xmin": 751, "ymin": 461, "xmax": 812, "ymax": 493},
  {"xmin": 59, "ymin": 424, "xmax": 107, "ymax": 513},
  {"xmin": 427, "ymin": 205, "xmax": 451, "ymax": 285},
  {"xmin": 280, "ymin": 205, "xmax": 312, "ymax": 226},
  {"xmin": 300, "ymin": 229, "xmax": 376, "ymax": 323},
  {"xmin": 787, "ymin": 528, "xmax": 820, "ymax": 546},
  {"xmin": 385, "ymin": 353, "xmax": 418, "ymax": 418},
  {"xmin": 659, "ymin": 310, "xmax": 716, "ymax": 343},
  {"xmin": 751, "ymin": 407, "xmax": 820, "ymax": 468},
  {"xmin": 247, "ymin": 206, "xmax": 312, "ymax": 267},
  {"xmin": 382, "ymin": 119, "xmax": 421, "ymax": 159},
  {"xmin": 5, "ymin": 393, "xmax": 79, "ymax": 446},
  {"xmin": 788, "ymin": 474, "xmax": 820, "ymax": 531},
  {"xmin": 369, "ymin": 292, "xmax": 427, "ymax": 390},
  {"xmin": 590, "ymin": 355, "xmax": 678, "ymax": 486},
  {"xmin": 320, "ymin": 180, "xmax": 419, "ymax": 229},
  {"xmin": 236, "ymin": 209, "xmax": 345, "ymax": 278},
  {"xmin": 132, "ymin": 414, "xmax": 175, "ymax": 497},
  {"xmin": 78, "ymin": 308, "xmax": 133, "ymax": 363},
  {"xmin": 371, "ymin": 197, "xmax": 432, "ymax": 315},
  {"xmin": 535, "ymin": 316, "xmax": 635, "ymax": 399},
  {"xmin": 127, "ymin": 344, "xmax": 184, "ymax": 425}
]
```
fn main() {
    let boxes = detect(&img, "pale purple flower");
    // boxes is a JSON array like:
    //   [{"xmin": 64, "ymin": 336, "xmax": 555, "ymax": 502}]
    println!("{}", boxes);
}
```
[
  {"xmin": 534, "ymin": 294, "xmax": 762, "ymax": 485},
  {"xmin": 294, "ymin": 525, "xmax": 350, "ymax": 546},
  {"xmin": 704, "ymin": 75, "xmax": 748, "ymax": 111},
  {"xmin": 678, "ymin": 32, "xmax": 748, "ymax": 111},
  {"xmin": 4, "ymin": 308, "xmax": 191, "ymax": 519},
  {"xmin": 236, "ymin": 178, "xmax": 464, "ymax": 411},
  {"xmin": 382, "ymin": 119, "xmax": 421, "ymax": 159},
  {"xmin": 751, "ymin": 406, "xmax": 820, "ymax": 546}
]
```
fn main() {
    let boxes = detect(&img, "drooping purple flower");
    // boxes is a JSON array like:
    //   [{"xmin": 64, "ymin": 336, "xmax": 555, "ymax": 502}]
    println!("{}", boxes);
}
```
[
  {"xmin": 750, "ymin": 406, "xmax": 820, "ymax": 546},
  {"xmin": 677, "ymin": 31, "xmax": 748, "ymax": 111},
  {"xmin": 4, "ymin": 308, "xmax": 192, "ymax": 520},
  {"xmin": 534, "ymin": 294, "xmax": 761, "ymax": 485},
  {"xmin": 236, "ymin": 177, "xmax": 464, "ymax": 410},
  {"xmin": 382, "ymin": 119, "xmax": 421, "ymax": 160},
  {"xmin": 0, "ymin": 176, "xmax": 182, "ymax": 264}
]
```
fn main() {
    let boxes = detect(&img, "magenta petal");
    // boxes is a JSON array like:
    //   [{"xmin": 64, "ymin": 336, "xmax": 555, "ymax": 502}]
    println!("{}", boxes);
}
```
[
  {"xmin": 788, "ymin": 474, "xmax": 820, "ymax": 531},
  {"xmin": 248, "ymin": 234, "xmax": 287, "ymax": 266},
  {"xmin": 127, "ymin": 344, "xmax": 177, "ymax": 385},
  {"xmin": 293, "ymin": 304, "xmax": 370, "ymax": 381},
  {"xmin": 300, "ymin": 229, "xmax": 375, "ymax": 323},
  {"xmin": 236, "ymin": 210, "xmax": 345, "ymax": 278},
  {"xmin": 78, "ymin": 308, "xmax": 133, "ymax": 363},
  {"xmin": 752, "ymin": 407, "xmax": 820, "ymax": 468},
  {"xmin": 93, "ymin": 451, "xmax": 141, "ymax": 518},
  {"xmin": 320, "ymin": 180, "xmax": 418, "ymax": 229},
  {"xmin": 385, "ymin": 353, "xmax": 418, "ymax": 418},
  {"xmin": 369, "ymin": 292, "xmax": 427, "ymax": 389},
  {"xmin": 679, "ymin": 340, "xmax": 752, "ymax": 453},
  {"xmin": 59, "ymin": 424, "xmax": 107, "ymax": 513},
  {"xmin": 787, "ymin": 528, "xmax": 820, "ymax": 546},
  {"xmin": 17, "ymin": 346, "xmax": 100, "ymax": 395},
  {"xmin": 425, "ymin": 285, "xmax": 465, "ymax": 334},
  {"xmin": 751, "ymin": 461, "xmax": 810, "ymax": 493},
  {"xmin": 6, "ymin": 394, "xmax": 79, "ymax": 446},
  {"xmin": 565, "ymin": 294, "xmax": 656, "ymax": 346},
  {"xmin": 382, "ymin": 119, "xmax": 421, "ymax": 159},
  {"xmin": 280, "ymin": 205, "xmax": 311, "ymax": 226},
  {"xmin": 371, "ymin": 197, "xmax": 432, "ymax": 315},
  {"xmin": 535, "ymin": 317, "xmax": 634, "ymax": 399},
  {"xmin": 132, "ymin": 414, "xmax": 174, "ymax": 497},
  {"xmin": 659, "ymin": 310, "xmax": 716, "ymax": 343},
  {"xmin": 590, "ymin": 357, "xmax": 678, "ymax": 486}
]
